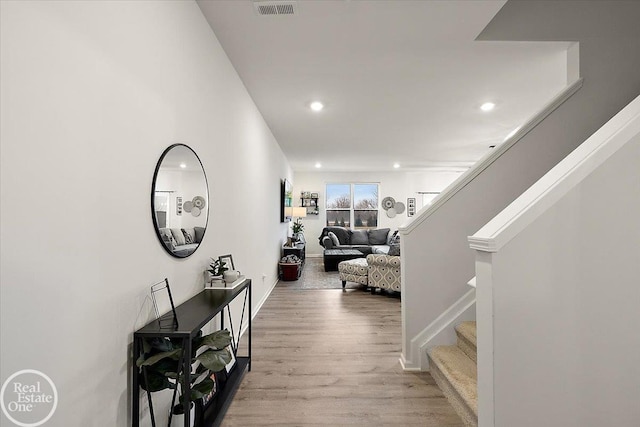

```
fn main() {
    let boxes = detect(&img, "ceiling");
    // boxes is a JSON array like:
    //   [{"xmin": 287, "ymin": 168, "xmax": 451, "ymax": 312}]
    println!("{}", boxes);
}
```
[{"xmin": 198, "ymin": 0, "xmax": 571, "ymax": 172}]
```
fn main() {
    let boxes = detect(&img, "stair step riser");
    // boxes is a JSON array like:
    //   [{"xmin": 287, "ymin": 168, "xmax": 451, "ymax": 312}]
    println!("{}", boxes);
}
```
[
  {"xmin": 456, "ymin": 334, "xmax": 477, "ymax": 363},
  {"xmin": 454, "ymin": 322, "xmax": 477, "ymax": 363},
  {"xmin": 428, "ymin": 347, "xmax": 478, "ymax": 427}
]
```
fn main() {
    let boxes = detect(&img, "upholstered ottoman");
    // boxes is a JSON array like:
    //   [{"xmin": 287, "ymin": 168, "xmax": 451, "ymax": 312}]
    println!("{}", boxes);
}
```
[{"xmin": 338, "ymin": 258, "xmax": 369, "ymax": 290}]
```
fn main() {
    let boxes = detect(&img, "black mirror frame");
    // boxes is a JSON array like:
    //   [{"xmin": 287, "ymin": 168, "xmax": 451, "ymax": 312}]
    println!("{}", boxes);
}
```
[{"xmin": 151, "ymin": 143, "xmax": 209, "ymax": 259}]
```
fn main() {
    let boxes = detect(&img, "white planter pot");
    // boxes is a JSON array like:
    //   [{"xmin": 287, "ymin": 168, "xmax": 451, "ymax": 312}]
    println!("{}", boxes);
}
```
[
  {"xmin": 204, "ymin": 271, "xmax": 223, "ymax": 286},
  {"xmin": 170, "ymin": 403, "xmax": 195, "ymax": 427}
]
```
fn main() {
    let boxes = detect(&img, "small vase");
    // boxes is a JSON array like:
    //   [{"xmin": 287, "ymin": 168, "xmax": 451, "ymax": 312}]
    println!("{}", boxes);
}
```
[{"xmin": 170, "ymin": 402, "xmax": 195, "ymax": 427}]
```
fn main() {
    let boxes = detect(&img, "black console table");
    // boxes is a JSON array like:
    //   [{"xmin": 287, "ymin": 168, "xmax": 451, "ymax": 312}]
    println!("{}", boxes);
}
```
[{"xmin": 132, "ymin": 279, "xmax": 251, "ymax": 427}]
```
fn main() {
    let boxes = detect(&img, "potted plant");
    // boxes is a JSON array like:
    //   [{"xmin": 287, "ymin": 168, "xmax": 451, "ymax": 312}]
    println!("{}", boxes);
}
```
[
  {"xmin": 207, "ymin": 258, "xmax": 229, "ymax": 281},
  {"xmin": 292, "ymin": 218, "xmax": 304, "ymax": 242},
  {"xmin": 136, "ymin": 329, "xmax": 233, "ymax": 426}
]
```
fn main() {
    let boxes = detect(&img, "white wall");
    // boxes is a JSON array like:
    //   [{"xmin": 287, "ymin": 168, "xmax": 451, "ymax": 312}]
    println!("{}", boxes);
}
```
[
  {"xmin": 293, "ymin": 170, "xmax": 462, "ymax": 256},
  {"xmin": 401, "ymin": 0, "xmax": 640, "ymax": 369},
  {"xmin": 473, "ymin": 118, "xmax": 640, "ymax": 427},
  {"xmin": 0, "ymin": 1, "xmax": 290, "ymax": 426}
]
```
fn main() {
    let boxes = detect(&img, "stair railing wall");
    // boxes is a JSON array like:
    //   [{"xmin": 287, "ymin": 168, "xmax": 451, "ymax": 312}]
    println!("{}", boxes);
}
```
[
  {"xmin": 398, "ymin": 80, "xmax": 582, "ymax": 369},
  {"xmin": 470, "ymin": 94, "xmax": 640, "ymax": 427},
  {"xmin": 400, "ymin": 0, "xmax": 640, "ymax": 374}
]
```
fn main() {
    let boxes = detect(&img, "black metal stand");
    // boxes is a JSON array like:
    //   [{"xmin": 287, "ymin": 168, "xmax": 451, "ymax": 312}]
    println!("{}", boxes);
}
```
[{"xmin": 133, "ymin": 280, "xmax": 251, "ymax": 427}]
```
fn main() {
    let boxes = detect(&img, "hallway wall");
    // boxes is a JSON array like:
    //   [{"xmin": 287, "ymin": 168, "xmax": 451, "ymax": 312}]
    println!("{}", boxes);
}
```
[{"xmin": 0, "ymin": 1, "xmax": 290, "ymax": 425}]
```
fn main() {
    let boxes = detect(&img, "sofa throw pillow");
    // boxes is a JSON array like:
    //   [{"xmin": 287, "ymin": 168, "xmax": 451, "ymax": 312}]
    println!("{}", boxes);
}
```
[
  {"xmin": 328, "ymin": 231, "xmax": 340, "ymax": 247},
  {"xmin": 325, "ymin": 226, "xmax": 350, "ymax": 245},
  {"xmin": 161, "ymin": 235, "xmax": 175, "ymax": 250},
  {"xmin": 388, "ymin": 230, "xmax": 399, "ymax": 245},
  {"xmin": 388, "ymin": 244, "xmax": 401, "ymax": 256},
  {"xmin": 368, "ymin": 228, "xmax": 390, "ymax": 245},
  {"xmin": 171, "ymin": 228, "xmax": 186, "ymax": 246},
  {"xmin": 350, "ymin": 229, "xmax": 369, "ymax": 245},
  {"xmin": 194, "ymin": 226, "xmax": 205, "ymax": 244},
  {"xmin": 182, "ymin": 228, "xmax": 195, "ymax": 244},
  {"xmin": 160, "ymin": 228, "xmax": 177, "ymax": 250}
]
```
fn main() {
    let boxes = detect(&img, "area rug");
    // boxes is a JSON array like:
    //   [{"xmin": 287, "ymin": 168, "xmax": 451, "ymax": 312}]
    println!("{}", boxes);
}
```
[{"xmin": 277, "ymin": 257, "xmax": 366, "ymax": 290}]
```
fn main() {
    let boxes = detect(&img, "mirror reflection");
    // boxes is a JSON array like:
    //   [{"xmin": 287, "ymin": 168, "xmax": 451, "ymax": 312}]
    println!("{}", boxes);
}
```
[{"xmin": 152, "ymin": 144, "xmax": 208, "ymax": 258}]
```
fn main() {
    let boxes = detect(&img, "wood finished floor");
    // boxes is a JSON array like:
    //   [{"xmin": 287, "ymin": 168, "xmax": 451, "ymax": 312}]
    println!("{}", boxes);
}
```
[{"xmin": 222, "ymin": 284, "xmax": 464, "ymax": 426}]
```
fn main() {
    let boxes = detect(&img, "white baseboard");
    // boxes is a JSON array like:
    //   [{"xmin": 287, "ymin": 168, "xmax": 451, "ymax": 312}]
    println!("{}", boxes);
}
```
[
  {"xmin": 254, "ymin": 277, "xmax": 279, "ymax": 319},
  {"xmin": 406, "ymin": 288, "xmax": 476, "ymax": 370},
  {"xmin": 399, "ymin": 353, "xmax": 422, "ymax": 371}
]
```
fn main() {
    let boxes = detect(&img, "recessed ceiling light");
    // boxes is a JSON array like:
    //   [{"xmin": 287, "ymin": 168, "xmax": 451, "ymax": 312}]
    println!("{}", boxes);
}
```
[
  {"xmin": 393, "ymin": 163, "xmax": 400, "ymax": 169},
  {"xmin": 310, "ymin": 101, "xmax": 324, "ymax": 111},
  {"xmin": 480, "ymin": 102, "xmax": 495, "ymax": 112},
  {"xmin": 179, "ymin": 163, "xmax": 187, "ymax": 168},
  {"xmin": 314, "ymin": 162, "xmax": 322, "ymax": 168}
]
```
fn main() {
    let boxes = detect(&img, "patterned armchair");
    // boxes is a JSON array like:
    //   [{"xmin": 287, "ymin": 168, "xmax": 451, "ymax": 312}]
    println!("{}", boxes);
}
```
[{"xmin": 366, "ymin": 254, "xmax": 401, "ymax": 292}]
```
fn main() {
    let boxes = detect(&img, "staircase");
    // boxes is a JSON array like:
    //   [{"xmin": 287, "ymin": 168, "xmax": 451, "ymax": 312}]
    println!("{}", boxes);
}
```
[{"xmin": 428, "ymin": 321, "xmax": 477, "ymax": 427}]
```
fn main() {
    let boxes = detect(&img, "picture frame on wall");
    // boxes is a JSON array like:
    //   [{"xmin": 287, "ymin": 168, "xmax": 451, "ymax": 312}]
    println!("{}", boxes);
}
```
[
  {"xmin": 281, "ymin": 179, "xmax": 293, "ymax": 222},
  {"xmin": 407, "ymin": 198, "xmax": 416, "ymax": 217},
  {"xmin": 176, "ymin": 196, "xmax": 183, "ymax": 216}
]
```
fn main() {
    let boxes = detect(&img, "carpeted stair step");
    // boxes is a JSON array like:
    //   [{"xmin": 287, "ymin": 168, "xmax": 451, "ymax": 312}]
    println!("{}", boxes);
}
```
[
  {"xmin": 428, "ymin": 345, "xmax": 477, "ymax": 427},
  {"xmin": 455, "ymin": 321, "xmax": 477, "ymax": 363}
]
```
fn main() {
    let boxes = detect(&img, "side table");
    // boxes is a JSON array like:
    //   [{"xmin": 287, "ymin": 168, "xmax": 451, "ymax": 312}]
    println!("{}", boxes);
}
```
[
  {"xmin": 283, "ymin": 242, "xmax": 306, "ymax": 265},
  {"xmin": 281, "ymin": 242, "xmax": 306, "ymax": 279}
]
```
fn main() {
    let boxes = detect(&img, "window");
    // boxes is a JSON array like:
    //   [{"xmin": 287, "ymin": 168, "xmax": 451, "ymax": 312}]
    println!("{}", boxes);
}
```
[
  {"xmin": 353, "ymin": 184, "xmax": 378, "ymax": 228},
  {"xmin": 326, "ymin": 184, "xmax": 351, "ymax": 227},
  {"xmin": 326, "ymin": 183, "xmax": 378, "ymax": 229}
]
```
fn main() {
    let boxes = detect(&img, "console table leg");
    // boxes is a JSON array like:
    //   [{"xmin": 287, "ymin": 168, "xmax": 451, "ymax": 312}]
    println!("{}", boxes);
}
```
[
  {"xmin": 132, "ymin": 338, "xmax": 140, "ymax": 427},
  {"xmin": 248, "ymin": 283, "xmax": 252, "ymax": 372},
  {"xmin": 182, "ymin": 338, "xmax": 192, "ymax": 427}
]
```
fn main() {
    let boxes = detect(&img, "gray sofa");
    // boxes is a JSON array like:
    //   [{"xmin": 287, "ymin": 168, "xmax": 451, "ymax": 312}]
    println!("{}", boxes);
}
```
[
  {"xmin": 158, "ymin": 226, "xmax": 205, "ymax": 256},
  {"xmin": 318, "ymin": 226, "xmax": 393, "ymax": 255}
]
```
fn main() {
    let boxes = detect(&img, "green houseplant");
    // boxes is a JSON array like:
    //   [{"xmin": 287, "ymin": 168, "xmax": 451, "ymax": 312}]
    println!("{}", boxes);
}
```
[
  {"xmin": 208, "ymin": 258, "xmax": 229, "ymax": 278},
  {"xmin": 292, "ymin": 218, "xmax": 304, "ymax": 235},
  {"xmin": 136, "ymin": 329, "xmax": 233, "ymax": 419},
  {"xmin": 291, "ymin": 218, "xmax": 305, "ymax": 243}
]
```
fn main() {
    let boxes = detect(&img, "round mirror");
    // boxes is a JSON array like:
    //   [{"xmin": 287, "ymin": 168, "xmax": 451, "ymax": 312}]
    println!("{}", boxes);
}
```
[{"xmin": 151, "ymin": 144, "xmax": 209, "ymax": 258}]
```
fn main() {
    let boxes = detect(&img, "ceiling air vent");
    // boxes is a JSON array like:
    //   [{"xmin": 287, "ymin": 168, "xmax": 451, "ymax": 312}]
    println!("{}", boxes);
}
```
[{"xmin": 254, "ymin": 1, "xmax": 297, "ymax": 16}]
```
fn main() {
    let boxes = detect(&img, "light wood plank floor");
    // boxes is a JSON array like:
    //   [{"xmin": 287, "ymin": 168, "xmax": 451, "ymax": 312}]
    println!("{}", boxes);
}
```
[{"xmin": 222, "ymin": 284, "xmax": 464, "ymax": 426}]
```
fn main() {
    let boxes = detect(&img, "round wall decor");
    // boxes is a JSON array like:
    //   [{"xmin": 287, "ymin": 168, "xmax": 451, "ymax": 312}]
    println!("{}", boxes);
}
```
[
  {"xmin": 383, "ymin": 196, "xmax": 407, "ymax": 216},
  {"xmin": 382, "ymin": 196, "xmax": 396, "ymax": 210},
  {"xmin": 193, "ymin": 196, "xmax": 206, "ymax": 209}
]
